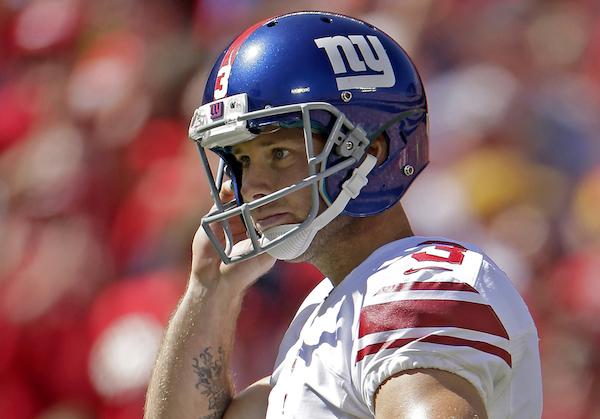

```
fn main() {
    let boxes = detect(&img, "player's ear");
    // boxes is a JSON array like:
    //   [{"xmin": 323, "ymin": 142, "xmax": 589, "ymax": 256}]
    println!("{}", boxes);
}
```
[{"xmin": 367, "ymin": 134, "xmax": 389, "ymax": 166}]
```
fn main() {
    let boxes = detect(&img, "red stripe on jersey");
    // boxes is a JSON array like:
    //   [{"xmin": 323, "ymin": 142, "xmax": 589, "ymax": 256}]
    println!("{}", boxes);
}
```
[
  {"xmin": 422, "ymin": 335, "xmax": 512, "ymax": 366},
  {"xmin": 359, "ymin": 299, "xmax": 509, "ymax": 339},
  {"xmin": 375, "ymin": 281, "xmax": 478, "ymax": 295},
  {"xmin": 355, "ymin": 334, "xmax": 512, "ymax": 366},
  {"xmin": 356, "ymin": 337, "xmax": 414, "ymax": 364}
]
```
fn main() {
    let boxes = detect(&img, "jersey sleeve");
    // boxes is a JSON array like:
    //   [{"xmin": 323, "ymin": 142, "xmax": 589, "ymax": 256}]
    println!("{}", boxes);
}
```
[{"xmin": 351, "ymin": 242, "xmax": 513, "ymax": 415}]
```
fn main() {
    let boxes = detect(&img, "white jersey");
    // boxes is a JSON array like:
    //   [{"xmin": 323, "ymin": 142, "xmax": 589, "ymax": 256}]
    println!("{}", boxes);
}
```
[{"xmin": 266, "ymin": 236, "xmax": 542, "ymax": 418}]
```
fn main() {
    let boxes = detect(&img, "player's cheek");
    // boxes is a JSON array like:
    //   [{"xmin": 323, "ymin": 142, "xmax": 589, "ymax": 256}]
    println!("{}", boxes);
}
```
[{"xmin": 297, "ymin": 188, "xmax": 316, "ymax": 219}]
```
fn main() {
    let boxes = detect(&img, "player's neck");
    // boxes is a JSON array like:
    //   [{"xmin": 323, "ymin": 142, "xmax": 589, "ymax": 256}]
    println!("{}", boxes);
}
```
[{"xmin": 310, "ymin": 204, "xmax": 414, "ymax": 286}]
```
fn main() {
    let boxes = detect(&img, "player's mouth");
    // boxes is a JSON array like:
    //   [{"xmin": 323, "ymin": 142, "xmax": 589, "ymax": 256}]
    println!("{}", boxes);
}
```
[{"xmin": 256, "ymin": 213, "xmax": 293, "ymax": 232}]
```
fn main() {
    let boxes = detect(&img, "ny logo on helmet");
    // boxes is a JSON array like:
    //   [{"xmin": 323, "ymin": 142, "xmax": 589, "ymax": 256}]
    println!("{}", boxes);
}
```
[
  {"xmin": 314, "ymin": 35, "xmax": 396, "ymax": 91},
  {"xmin": 210, "ymin": 101, "xmax": 224, "ymax": 120}
]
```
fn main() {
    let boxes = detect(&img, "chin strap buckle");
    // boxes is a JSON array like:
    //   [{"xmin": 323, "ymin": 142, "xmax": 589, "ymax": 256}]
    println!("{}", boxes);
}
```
[{"xmin": 341, "ymin": 154, "xmax": 377, "ymax": 199}]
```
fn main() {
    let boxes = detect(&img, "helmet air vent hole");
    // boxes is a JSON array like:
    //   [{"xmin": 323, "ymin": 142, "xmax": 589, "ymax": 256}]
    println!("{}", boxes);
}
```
[
  {"xmin": 320, "ymin": 16, "xmax": 333, "ymax": 23},
  {"xmin": 266, "ymin": 21, "xmax": 278, "ymax": 27}
]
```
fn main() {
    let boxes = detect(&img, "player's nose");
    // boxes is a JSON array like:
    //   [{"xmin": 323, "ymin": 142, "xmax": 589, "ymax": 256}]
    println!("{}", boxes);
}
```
[{"xmin": 240, "ymin": 163, "xmax": 273, "ymax": 202}]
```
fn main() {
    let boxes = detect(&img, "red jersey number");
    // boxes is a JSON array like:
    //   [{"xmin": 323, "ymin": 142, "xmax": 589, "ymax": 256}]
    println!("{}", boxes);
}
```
[{"xmin": 411, "ymin": 244, "xmax": 466, "ymax": 265}]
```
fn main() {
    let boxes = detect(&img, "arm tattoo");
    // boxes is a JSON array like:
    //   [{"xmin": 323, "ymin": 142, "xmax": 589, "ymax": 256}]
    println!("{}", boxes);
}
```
[{"xmin": 192, "ymin": 347, "xmax": 230, "ymax": 419}]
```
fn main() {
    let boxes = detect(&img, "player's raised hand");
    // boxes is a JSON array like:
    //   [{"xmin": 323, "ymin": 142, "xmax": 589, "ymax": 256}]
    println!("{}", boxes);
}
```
[{"xmin": 191, "ymin": 180, "xmax": 275, "ymax": 292}]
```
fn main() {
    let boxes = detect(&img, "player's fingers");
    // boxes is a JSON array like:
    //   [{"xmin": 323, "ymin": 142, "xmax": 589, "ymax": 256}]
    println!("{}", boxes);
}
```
[
  {"xmin": 203, "ymin": 180, "xmax": 249, "ymax": 248},
  {"xmin": 220, "ymin": 239, "xmax": 276, "ymax": 285},
  {"xmin": 208, "ymin": 182, "xmax": 244, "ymax": 232},
  {"xmin": 207, "ymin": 180, "xmax": 233, "ymax": 213},
  {"xmin": 219, "ymin": 180, "xmax": 249, "ymax": 235},
  {"xmin": 219, "ymin": 179, "xmax": 235, "ymax": 202}
]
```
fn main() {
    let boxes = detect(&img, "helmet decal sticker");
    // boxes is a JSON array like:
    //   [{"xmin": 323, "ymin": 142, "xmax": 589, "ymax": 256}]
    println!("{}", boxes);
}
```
[
  {"xmin": 214, "ymin": 65, "xmax": 231, "ymax": 100},
  {"xmin": 314, "ymin": 35, "xmax": 396, "ymax": 90},
  {"xmin": 209, "ymin": 101, "xmax": 224, "ymax": 120}
]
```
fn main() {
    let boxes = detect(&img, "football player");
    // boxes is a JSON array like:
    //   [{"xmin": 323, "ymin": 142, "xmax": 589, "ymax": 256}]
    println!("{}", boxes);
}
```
[{"xmin": 145, "ymin": 11, "xmax": 542, "ymax": 418}]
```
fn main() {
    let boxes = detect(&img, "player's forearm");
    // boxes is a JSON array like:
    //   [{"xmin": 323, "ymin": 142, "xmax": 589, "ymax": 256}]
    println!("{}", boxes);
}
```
[{"xmin": 145, "ymin": 276, "xmax": 244, "ymax": 419}]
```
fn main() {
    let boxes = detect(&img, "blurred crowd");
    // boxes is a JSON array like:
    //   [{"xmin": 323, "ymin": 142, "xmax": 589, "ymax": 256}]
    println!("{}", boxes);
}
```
[{"xmin": 0, "ymin": 0, "xmax": 599, "ymax": 418}]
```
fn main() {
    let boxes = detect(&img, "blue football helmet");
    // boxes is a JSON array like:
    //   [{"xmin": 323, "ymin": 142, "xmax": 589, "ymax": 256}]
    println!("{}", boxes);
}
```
[{"xmin": 189, "ymin": 11, "xmax": 428, "ymax": 264}]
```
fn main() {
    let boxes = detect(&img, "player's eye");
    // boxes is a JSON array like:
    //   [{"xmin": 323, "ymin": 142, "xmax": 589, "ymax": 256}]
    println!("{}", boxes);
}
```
[
  {"xmin": 272, "ymin": 148, "xmax": 290, "ymax": 160},
  {"xmin": 237, "ymin": 155, "xmax": 250, "ymax": 168}
]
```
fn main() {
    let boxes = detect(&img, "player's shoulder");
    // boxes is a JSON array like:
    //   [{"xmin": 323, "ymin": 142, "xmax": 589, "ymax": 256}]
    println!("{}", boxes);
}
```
[
  {"xmin": 353, "ymin": 236, "xmax": 507, "ymax": 299},
  {"xmin": 352, "ymin": 236, "xmax": 517, "ymax": 371}
]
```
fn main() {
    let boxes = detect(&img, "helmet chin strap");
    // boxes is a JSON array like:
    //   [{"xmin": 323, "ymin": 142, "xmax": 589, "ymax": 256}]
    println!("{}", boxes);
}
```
[{"xmin": 260, "ymin": 154, "xmax": 377, "ymax": 260}]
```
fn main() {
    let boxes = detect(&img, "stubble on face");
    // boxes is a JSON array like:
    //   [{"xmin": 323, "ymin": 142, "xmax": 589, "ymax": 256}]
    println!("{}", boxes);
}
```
[{"xmin": 288, "ymin": 209, "xmax": 355, "ymax": 266}]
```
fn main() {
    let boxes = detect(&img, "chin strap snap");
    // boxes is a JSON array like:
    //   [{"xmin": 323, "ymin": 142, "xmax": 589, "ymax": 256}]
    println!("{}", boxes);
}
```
[
  {"xmin": 311, "ymin": 153, "xmax": 376, "ymax": 231},
  {"xmin": 340, "ymin": 158, "xmax": 372, "ymax": 199}
]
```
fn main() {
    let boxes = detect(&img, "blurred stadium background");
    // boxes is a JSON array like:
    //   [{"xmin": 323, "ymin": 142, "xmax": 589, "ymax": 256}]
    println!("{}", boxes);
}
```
[{"xmin": 1, "ymin": 0, "xmax": 599, "ymax": 417}]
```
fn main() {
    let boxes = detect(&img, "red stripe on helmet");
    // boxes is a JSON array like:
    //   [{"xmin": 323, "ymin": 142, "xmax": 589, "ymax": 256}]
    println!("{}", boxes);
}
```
[
  {"xmin": 213, "ymin": 17, "xmax": 271, "ymax": 99},
  {"xmin": 221, "ymin": 18, "xmax": 272, "ymax": 67},
  {"xmin": 220, "ymin": 18, "xmax": 269, "ymax": 67}
]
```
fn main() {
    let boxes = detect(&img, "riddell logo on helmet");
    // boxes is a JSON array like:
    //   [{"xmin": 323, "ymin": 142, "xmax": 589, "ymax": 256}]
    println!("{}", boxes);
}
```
[{"xmin": 314, "ymin": 35, "xmax": 395, "ymax": 90}]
